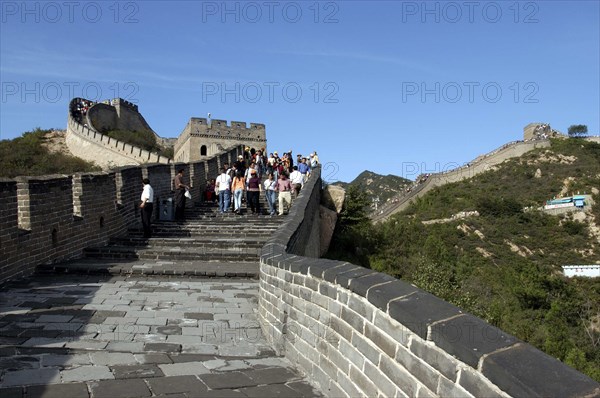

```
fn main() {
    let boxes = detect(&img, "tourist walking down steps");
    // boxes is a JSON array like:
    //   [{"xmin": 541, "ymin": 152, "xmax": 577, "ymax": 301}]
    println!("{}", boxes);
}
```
[
  {"xmin": 264, "ymin": 173, "xmax": 277, "ymax": 216},
  {"xmin": 246, "ymin": 169, "xmax": 262, "ymax": 214},
  {"xmin": 231, "ymin": 170, "xmax": 245, "ymax": 215},
  {"xmin": 140, "ymin": 178, "xmax": 154, "ymax": 238},
  {"xmin": 216, "ymin": 167, "xmax": 232, "ymax": 213},
  {"xmin": 276, "ymin": 172, "xmax": 293, "ymax": 216},
  {"xmin": 173, "ymin": 168, "xmax": 190, "ymax": 221}
]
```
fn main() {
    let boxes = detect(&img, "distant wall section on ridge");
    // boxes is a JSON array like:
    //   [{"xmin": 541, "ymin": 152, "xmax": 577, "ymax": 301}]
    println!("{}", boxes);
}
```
[
  {"xmin": 373, "ymin": 139, "xmax": 551, "ymax": 222},
  {"xmin": 66, "ymin": 98, "xmax": 171, "ymax": 169}
]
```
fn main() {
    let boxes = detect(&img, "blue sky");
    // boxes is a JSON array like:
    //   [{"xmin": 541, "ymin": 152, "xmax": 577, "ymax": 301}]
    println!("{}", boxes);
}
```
[{"xmin": 1, "ymin": 1, "xmax": 598, "ymax": 183}]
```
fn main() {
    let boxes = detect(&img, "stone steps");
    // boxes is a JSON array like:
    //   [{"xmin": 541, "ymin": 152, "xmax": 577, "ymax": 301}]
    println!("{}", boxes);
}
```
[
  {"xmin": 148, "ymin": 224, "xmax": 279, "ymax": 230},
  {"xmin": 129, "ymin": 227, "xmax": 278, "ymax": 239},
  {"xmin": 37, "ymin": 258, "xmax": 259, "ymax": 277},
  {"xmin": 110, "ymin": 236, "xmax": 267, "ymax": 248},
  {"xmin": 83, "ymin": 245, "xmax": 261, "ymax": 262},
  {"xmin": 40, "ymin": 196, "xmax": 285, "ymax": 277}
]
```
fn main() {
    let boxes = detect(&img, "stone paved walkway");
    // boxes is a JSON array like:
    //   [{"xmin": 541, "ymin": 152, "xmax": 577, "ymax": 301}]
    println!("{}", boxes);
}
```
[{"xmin": 0, "ymin": 275, "xmax": 322, "ymax": 397}]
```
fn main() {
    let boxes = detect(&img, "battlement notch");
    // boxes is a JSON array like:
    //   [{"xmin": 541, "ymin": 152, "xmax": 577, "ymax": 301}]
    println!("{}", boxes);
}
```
[{"xmin": 175, "ymin": 115, "xmax": 267, "ymax": 162}]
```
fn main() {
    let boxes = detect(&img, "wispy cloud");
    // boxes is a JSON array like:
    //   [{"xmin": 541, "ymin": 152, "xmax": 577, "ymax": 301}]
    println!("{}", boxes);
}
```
[
  {"xmin": 0, "ymin": 46, "xmax": 248, "ymax": 89},
  {"xmin": 263, "ymin": 48, "xmax": 444, "ymax": 75}
]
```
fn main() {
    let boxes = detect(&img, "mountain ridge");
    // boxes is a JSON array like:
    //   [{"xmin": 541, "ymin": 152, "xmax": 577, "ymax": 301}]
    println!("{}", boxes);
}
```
[{"xmin": 331, "ymin": 170, "xmax": 412, "ymax": 211}]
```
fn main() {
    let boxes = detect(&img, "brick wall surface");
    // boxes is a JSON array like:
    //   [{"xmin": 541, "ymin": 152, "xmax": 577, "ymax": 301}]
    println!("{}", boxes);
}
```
[
  {"xmin": 260, "ymin": 167, "xmax": 600, "ymax": 397},
  {"xmin": 0, "ymin": 146, "xmax": 244, "ymax": 285}
]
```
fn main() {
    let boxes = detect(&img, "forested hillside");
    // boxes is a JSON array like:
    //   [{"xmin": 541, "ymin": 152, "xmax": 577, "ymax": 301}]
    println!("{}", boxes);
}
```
[
  {"xmin": 0, "ymin": 128, "xmax": 101, "ymax": 178},
  {"xmin": 327, "ymin": 138, "xmax": 600, "ymax": 381}
]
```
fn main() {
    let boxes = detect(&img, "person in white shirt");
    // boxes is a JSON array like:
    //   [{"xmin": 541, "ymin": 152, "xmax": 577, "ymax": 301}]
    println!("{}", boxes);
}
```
[
  {"xmin": 310, "ymin": 152, "xmax": 319, "ymax": 168},
  {"xmin": 244, "ymin": 161, "xmax": 258, "ymax": 183},
  {"xmin": 140, "ymin": 178, "xmax": 154, "ymax": 238},
  {"xmin": 216, "ymin": 167, "xmax": 232, "ymax": 213},
  {"xmin": 289, "ymin": 166, "xmax": 304, "ymax": 199},
  {"xmin": 263, "ymin": 173, "xmax": 278, "ymax": 216}
]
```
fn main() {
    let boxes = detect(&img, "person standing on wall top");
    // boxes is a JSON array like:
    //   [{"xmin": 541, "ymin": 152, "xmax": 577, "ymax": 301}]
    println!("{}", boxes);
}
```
[
  {"xmin": 310, "ymin": 152, "xmax": 319, "ymax": 168},
  {"xmin": 140, "ymin": 178, "xmax": 154, "ymax": 238},
  {"xmin": 173, "ymin": 168, "xmax": 190, "ymax": 221}
]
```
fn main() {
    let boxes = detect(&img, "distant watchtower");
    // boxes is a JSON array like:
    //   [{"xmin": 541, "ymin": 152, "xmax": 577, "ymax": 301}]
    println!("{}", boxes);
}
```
[{"xmin": 173, "ymin": 117, "xmax": 267, "ymax": 162}]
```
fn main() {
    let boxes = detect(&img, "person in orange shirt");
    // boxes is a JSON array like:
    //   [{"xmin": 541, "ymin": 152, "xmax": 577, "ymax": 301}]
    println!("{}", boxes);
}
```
[{"xmin": 231, "ymin": 170, "xmax": 246, "ymax": 215}]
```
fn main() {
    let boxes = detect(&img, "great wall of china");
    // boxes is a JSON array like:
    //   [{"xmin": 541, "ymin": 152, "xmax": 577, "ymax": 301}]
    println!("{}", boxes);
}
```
[
  {"xmin": 372, "ymin": 132, "xmax": 600, "ymax": 222},
  {"xmin": 66, "ymin": 98, "xmax": 173, "ymax": 169},
  {"xmin": 66, "ymin": 97, "xmax": 267, "ymax": 168},
  {"xmin": 0, "ymin": 100, "xmax": 598, "ymax": 397},
  {"xmin": 372, "ymin": 139, "xmax": 552, "ymax": 222}
]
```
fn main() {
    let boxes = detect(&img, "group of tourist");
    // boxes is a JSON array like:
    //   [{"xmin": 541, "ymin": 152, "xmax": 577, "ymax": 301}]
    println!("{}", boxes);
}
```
[
  {"xmin": 70, "ymin": 99, "xmax": 95, "ymax": 123},
  {"xmin": 137, "ymin": 147, "xmax": 319, "ymax": 238},
  {"xmin": 533, "ymin": 123, "xmax": 553, "ymax": 140},
  {"xmin": 210, "ymin": 147, "xmax": 319, "ymax": 216}
]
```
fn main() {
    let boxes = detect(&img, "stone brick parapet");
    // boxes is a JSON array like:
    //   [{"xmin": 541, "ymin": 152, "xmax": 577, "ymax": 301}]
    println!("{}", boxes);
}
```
[
  {"xmin": 259, "ymin": 167, "xmax": 600, "ymax": 397},
  {"xmin": 0, "ymin": 146, "xmax": 244, "ymax": 285}
]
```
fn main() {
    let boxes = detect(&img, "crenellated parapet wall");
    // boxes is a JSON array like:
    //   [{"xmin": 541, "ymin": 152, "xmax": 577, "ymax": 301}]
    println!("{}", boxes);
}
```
[
  {"xmin": 174, "ymin": 117, "xmax": 267, "ymax": 163},
  {"xmin": 0, "ymin": 145, "xmax": 245, "ymax": 285},
  {"xmin": 66, "ymin": 98, "xmax": 172, "ymax": 169},
  {"xmin": 259, "ymin": 167, "xmax": 600, "ymax": 397}
]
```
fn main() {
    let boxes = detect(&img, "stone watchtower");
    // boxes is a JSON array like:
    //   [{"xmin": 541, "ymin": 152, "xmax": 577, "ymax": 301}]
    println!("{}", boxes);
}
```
[{"xmin": 173, "ymin": 117, "xmax": 267, "ymax": 162}]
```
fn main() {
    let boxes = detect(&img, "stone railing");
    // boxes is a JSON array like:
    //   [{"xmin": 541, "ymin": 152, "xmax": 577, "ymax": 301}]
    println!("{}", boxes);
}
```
[
  {"xmin": 259, "ymin": 167, "xmax": 600, "ymax": 397},
  {"xmin": 0, "ymin": 145, "xmax": 244, "ymax": 284}
]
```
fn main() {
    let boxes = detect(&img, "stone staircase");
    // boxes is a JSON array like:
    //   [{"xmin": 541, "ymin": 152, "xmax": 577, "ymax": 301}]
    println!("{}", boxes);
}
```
[{"xmin": 38, "ymin": 200, "xmax": 284, "ymax": 278}]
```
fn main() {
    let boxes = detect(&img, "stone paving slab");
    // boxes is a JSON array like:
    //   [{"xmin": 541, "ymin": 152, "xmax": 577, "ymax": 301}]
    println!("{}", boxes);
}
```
[
  {"xmin": 38, "ymin": 259, "xmax": 260, "ymax": 278},
  {"xmin": 0, "ymin": 275, "xmax": 322, "ymax": 397},
  {"xmin": 26, "ymin": 382, "xmax": 90, "ymax": 398}
]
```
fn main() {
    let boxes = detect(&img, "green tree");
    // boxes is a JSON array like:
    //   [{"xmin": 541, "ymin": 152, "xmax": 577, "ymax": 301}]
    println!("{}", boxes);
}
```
[
  {"xmin": 565, "ymin": 347, "xmax": 587, "ymax": 372},
  {"xmin": 338, "ymin": 185, "xmax": 371, "ymax": 230},
  {"xmin": 568, "ymin": 125, "xmax": 588, "ymax": 138},
  {"xmin": 105, "ymin": 129, "xmax": 159, "ymax": 153},
  {"xmin": 475, "ymin": 196, "xmax": 522, "ymax": 217},
  {"xmin": 544, "ymin": 302, "xmax": 573, "ymax": 360},
  {"xmin": 326, "ymin": 185, "xmax": 377, "ymax": 267}
]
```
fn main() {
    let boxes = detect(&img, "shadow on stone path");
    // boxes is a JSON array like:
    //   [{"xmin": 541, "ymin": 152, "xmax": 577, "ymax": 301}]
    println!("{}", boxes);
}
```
[{"xmin": 0, "ymin": 274, "xmax": 322, "ymax": 397}]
